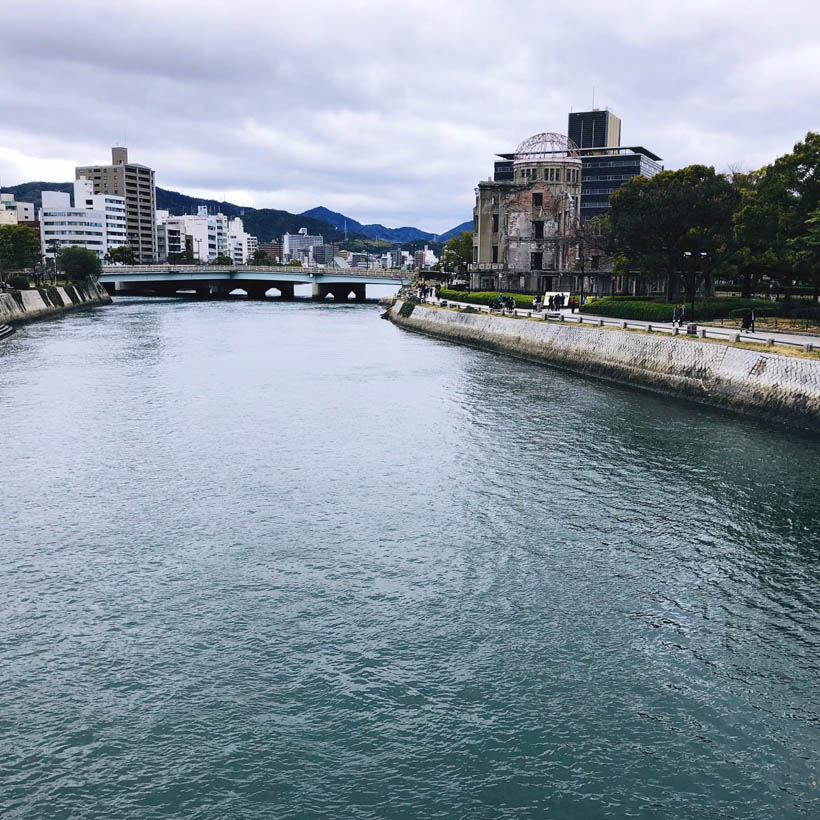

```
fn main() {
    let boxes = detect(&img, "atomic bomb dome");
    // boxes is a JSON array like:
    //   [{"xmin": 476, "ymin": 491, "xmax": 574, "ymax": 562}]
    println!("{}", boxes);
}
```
[{"xmin": 513, "ymin": 132, "xmax": 581, "ymax": 164}]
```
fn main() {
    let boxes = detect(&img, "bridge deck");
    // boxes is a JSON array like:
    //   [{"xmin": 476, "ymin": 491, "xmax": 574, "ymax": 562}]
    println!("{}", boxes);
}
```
[{"xmin": 99, "ymin": 264, "xmax": 411, "ymax": 287}]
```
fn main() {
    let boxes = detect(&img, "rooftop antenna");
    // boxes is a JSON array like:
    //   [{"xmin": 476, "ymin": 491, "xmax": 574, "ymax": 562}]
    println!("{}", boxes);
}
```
[{"xmin": 592, "ymin": 87, "xmax": 596, "ymax": 109}]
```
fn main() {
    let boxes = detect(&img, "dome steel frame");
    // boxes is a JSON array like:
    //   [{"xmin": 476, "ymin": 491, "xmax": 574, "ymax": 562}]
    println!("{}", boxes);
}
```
[{"xmin": 513, "ymin": 132, "xmax": 581, "ymax": 164}]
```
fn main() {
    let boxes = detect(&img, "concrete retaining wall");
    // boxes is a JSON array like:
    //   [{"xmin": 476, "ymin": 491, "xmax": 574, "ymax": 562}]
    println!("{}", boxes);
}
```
[
  {"xmin": 390, "ymin": 300, "xmax": 820, "ymax": 431},
  {"xmin": 0, "ymin": 281, "xmax": 111, "ymax": 324}
]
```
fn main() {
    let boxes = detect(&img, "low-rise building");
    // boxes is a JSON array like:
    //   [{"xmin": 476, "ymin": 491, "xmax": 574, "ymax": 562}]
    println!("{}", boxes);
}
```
[
  {"xmin": 1, "ymin": 193, "xmax": 35, "ymax": 225},
  {"xmin": 39, "ymin": 179, "xmax": 127, "ymax": 260},
  {"xmin": 258, "ymin": 241, "xmax": 283, "ymax": 264}
]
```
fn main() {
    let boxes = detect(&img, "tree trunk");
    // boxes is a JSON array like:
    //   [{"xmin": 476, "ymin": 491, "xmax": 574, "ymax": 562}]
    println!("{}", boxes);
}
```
[{"xmin": 741, "ymin": 270, "xmax": 752, "ymax": 298}]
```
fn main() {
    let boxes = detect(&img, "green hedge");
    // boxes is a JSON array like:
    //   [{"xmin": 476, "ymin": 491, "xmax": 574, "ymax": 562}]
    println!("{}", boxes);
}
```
[
  {"xmin": 580, "ymin": 300, "xmax": 672, "ymax": 321},
  {"xmin": 440, "ymin": 288, "xmax": 535, "ymax": 309},
  {"xmin": 581, "ymin": 297, "xmax": 775, "ymax": 322}
]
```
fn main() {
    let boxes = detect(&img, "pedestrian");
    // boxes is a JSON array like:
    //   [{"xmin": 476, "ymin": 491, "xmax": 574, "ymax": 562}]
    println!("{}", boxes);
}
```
[
  {"xmin": 532, "ymin": 296, "xmax": 538, "ymax": 311},
  {"xmin": 672, "ymin": 305, "xmax": 683, "ymax": 328},
  {"xmin": 547, "ymin": 295, "xmax": 554, "ymax": 311},
  {"xmin": 741, "ymin": 308, "xmax": 752, "ymax": 333},
  {"xmin": 750, "ymin": 309, "xmax": 756, "ymax": 333}
]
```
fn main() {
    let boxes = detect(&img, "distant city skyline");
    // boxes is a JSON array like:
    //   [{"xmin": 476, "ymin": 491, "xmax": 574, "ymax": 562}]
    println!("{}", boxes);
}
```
[{"xmin": 2, "ymin": 0, "xmax": 819, "ymax": 233}]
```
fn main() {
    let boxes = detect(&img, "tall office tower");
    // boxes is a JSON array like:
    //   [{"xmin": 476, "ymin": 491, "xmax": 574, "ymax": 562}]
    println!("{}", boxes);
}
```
[
  {"xmin": 76, "ymin": 147, "xmax": 157, "ymax": 263},
  {"xmin": 568, "ymin": 109, "xmax": 621, "ymax": 151}
]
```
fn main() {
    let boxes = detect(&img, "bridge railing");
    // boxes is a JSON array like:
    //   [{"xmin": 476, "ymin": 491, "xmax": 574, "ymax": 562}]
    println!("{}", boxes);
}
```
[{"xmin": 101, "ymin": 264, "xmax": 410, "ymax": 279}]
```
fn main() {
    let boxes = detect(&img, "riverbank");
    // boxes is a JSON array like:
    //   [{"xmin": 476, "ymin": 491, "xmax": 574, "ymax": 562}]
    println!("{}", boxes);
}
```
[
  {"xmin": 389, "ymin": 299, "xmax": 820, "ymax": 431},
  {"xmin": 0, "ymin": 281, "xmax": 112, "ymax": 325}
]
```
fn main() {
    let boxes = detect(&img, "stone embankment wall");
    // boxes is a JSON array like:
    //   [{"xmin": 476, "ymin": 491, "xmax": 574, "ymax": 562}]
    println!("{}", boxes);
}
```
[
  {"xmin": 0, "ymin": 281, "xmax": 111, "ymax": 324},
  {"xmin": 390, "ymin": 300, "xmax": 820, "ymax": 431}
]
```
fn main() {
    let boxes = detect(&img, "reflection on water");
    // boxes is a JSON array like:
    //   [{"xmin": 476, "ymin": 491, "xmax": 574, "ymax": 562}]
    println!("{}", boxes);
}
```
[{"xmin": 1, "ymin": 297, "xmax": 818, "ymax": 819}]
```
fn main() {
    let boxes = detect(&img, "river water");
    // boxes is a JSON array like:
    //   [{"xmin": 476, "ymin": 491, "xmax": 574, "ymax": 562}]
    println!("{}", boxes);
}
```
[{"xmin": 1, "ymin": 296, "xmax": 819, "ymax": 819}]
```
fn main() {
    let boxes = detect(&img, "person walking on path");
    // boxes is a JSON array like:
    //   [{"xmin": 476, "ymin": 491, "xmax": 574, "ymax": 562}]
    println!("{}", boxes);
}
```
[
  {"xmin": 741, "ymin": 308, "xmax": 753, "ymax": 333},
  {"xmin": 672, "ymin": 305, "xmax": 684, "ymax": 328}
]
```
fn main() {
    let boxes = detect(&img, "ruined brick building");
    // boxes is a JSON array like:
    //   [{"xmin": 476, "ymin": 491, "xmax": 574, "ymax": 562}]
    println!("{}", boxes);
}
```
[{"xmin": 470, "ymin": 132, "xmax": 582, "ymax": 295}]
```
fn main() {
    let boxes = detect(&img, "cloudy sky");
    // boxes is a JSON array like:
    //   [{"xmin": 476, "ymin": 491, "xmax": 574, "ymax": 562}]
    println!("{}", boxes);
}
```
[{"xmin": 2, "ymin": 0, "xmax": 819, "ymax": 233}]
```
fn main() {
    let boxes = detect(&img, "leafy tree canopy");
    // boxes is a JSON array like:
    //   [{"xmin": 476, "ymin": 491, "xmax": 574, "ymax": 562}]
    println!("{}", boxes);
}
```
[
  {"xmin": 105, "ymin": 245, "xmax": 136, "ymax": 264},
  {"xmin": 610, "ymin": 164, "xmax": 738, "ymax": 301},
  {"xmin": 441, "ymin": 230, "xmax": 473, "ymax": 274},
  {"xmin": 213, "ymin": 254, "xmax": 233, "ymax": 265},
  {"xmin": 0, "ymin": 223, "xmax": 40, "ymax": 272},
  {"xmin": 60, "ymin": 246, "xmax": 101, "ymax": 281}
]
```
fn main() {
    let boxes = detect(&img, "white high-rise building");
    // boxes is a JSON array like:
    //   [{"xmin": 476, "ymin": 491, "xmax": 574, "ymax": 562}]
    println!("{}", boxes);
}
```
[
  {"xmin": 226, "ymin": 217, "xmax": 250, "ymax": 265},
  {"xmin": 283, "ymin": 227, "xmax": 323, "ymax": 261},
  {"xmin": 39, "ymin": 179, "xmax": 127, "ymax": 259}
]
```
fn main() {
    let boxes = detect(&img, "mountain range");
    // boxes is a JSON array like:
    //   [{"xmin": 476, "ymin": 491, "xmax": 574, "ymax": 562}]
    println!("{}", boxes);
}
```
[
  {"xmin": 1, "ymin": 181, "xmax": 470, "ymax": 246},
  {"xmin": 301, "ymin": 206, "xmax": 470, "ymax": 244}
]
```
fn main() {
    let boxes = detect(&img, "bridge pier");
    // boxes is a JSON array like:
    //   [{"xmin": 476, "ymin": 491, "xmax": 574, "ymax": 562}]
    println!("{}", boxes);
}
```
[
  {"xmin": 312, "ymin": 283, "xmax": 366, "ymax": 302},
  {"xmin": 245, "ymin": 284, "xmax": 269, "ymax": 299},
  {"xmin": 274, "ymin": 282, "xmax": 295, "ymax": 300}
]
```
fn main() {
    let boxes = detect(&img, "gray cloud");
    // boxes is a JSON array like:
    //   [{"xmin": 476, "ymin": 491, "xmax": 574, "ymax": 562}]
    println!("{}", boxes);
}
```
[{"xmin": 2, "ymin": 0, "xmax": 819, "ymax": 233}]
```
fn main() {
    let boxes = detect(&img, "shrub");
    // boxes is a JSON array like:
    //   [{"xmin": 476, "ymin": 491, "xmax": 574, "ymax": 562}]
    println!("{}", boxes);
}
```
[
  {"xmin": 579, "ymin": 299, "xmax": 672, "ymax": 321},
  {"xmin": 440, "ymin": 288, "xmax": 534, "ymax": 309},
  {"xmin": 46, "ymin": 286, "xmax": 64, "ymax": 307},
  {"xmin": 9, "ymin": 274, "xmax": 30, "ymax": 290},
  {"xmin": 728, "ymin": 307, "xmax": 778, "ymax": 319},
  {"xmin": 398, "ymin": 299, "xmax": 417, "ymax": 318},
  {"xmin": 580, "ymin": 296, "xmax": 775, "ymax": 322}
]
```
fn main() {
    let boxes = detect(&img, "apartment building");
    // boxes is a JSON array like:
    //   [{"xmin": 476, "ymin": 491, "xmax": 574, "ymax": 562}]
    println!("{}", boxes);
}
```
[{"xmin": 76, "ymin": 147, "xmax": 156, "ymax": 263}]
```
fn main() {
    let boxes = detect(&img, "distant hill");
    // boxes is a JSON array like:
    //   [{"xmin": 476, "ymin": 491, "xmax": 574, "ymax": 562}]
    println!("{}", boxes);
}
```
[
  {"xmin": 437, "ymin": 221, "xmax": 473, "ymax": 242},
  {"xmin": 1, "ymin": 182, "xmax": 470, "ymax": 246},
  {"xmin": 302, "ymin": 206, "xmax": 436, "ymax": 243}
]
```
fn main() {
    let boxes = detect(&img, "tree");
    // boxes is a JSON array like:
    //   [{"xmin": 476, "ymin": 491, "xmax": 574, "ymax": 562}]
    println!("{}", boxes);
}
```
[
  {"xmin": 441, "ymin": 230, "xmax": 473, "ymax": 275},
  {"xmin": 105, "ymin": 245, "xmax": 136, "ymax": 265},
  {"xmin": 287, "ymin": 259, "xmax": 302, "ymax": 267},
  {"xmin": 790, "ymin": 207, "xmax": 820, "ymax": 303},
  {"xmin": 734, "ymin": 132, "xmax": 820, "ymax": 302},
  {"xmin": 213, "ymin": 254, "xmax": 233, "ymax": 265},
  {"xmin": 168, "ymin": 247, "xmax": 194, "ymax": 264},
  {"xmin": 0, "ymin": 224, "xmax": 41, "ymax": 281},
  {"xmin": 610, "ymin": 165, "xmax": 737, "ymax": 305},
  {"xmin": 59, "ymin": 246, "xmax": 102, "ymax": 282},
  {"xmin": 251, "ymin": 248, "xmax": 269, "ymax": 265}
]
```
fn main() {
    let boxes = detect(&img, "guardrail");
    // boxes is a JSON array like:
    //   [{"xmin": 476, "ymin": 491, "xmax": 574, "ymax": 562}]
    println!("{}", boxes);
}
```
[{"xmin": 424, "ymin": 297, "xmax": 817, "ymax": 353}]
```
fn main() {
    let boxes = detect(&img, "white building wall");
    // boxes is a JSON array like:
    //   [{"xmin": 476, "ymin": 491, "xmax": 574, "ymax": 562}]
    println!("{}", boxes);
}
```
[
  {"xmin": 1, "ymin": 194, "xmax": 19, "ymax": 224},
  {"xmin": 39, "ymin": 181, "xmax": 126, "ymax": 259}
]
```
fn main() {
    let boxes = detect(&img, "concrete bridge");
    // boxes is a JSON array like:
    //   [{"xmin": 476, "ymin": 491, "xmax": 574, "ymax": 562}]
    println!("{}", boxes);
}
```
[{"xmin": 98, "ymin": 264, "xmax": 412, "ymax": 301}]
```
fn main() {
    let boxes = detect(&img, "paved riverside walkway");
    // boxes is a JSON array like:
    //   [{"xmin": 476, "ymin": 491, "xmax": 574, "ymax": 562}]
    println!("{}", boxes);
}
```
[{"xmin": 420, "ymin": 295, "xmax": 819, "ymax": 351}]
